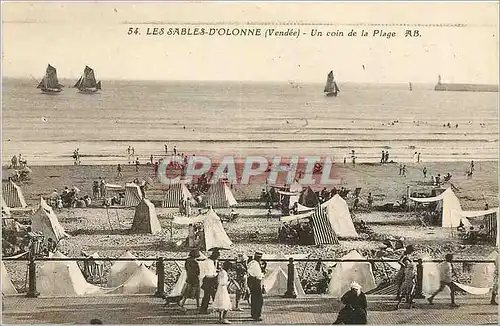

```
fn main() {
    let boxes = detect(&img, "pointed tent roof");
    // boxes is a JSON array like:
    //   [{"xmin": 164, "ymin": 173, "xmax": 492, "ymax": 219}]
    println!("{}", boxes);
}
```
[
  {"xmin": 2, "ymin": 261, "xmax": 17, "ymax": 295},
  {"xmin": 131, "ymin": 198, "xmax": 162, "ymax": 234},
  {"xmin": 3, "ymin": 180, "xmax": 28, "ymax": 208},
  {"xmin": 205, "ymin": 182, "xmax": 237, "ymax": 208},
  {"xmin": 263, "ymin": 266, "xmax": 305, "ymax": 297},
  {"xmin": 36, "ymin": 251, "xmax": 104, "ymax": 296},
  {"xmin": 163, "ymin": 182, "xmax": 195, "ymax": 208},
  {"xmin": 204, "ymin": 208, "xmax": 233, "ymax": 250},
  {"xmin": 328, "ymin": 250, "xmax": 377, "ymax": 297},
  {"xmin": 299, "ymin": 186, "xmax": 319, "ymax": 207},
  {"xmin": 410, "ymin": 188, "xmax": 471, "ymax": 227},
  {"xmin": 108, "ymin": 264, "xmax": 157, "ymax": 294},
  {"xmin": 107, "ymin": 251, "xmax": 140, "ymax": 287},
  {"xmin": 31, "ymin": 197, "xmax": 70, "ymax": 244}
]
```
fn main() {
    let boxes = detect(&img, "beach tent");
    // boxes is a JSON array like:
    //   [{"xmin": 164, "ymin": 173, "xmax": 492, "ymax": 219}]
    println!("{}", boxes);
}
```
[
  {"xmin": 130, "ymin": 198, "xmax": 162, "ymax": 234},
  {"xmin": 108, "ymin": 264, "xmax": 157, "ymax": 294},
  {"xmin": 324, "ymin": 195, "xmax": 358, "ymax": 238},
  {"xmin": 470, "ymin": 251, "xmax": 498, "ymax": 289},
  {"xmin": 288, "ymin": 181, "xmax": 303, "ymax": 208},
  {"xmin": 2, "ymin": 196, "xmax": 11, "ymax": 218},
  {"xmin": 2, "ymin": 180, "xmax": 27, "ymax": 208},
  {"xmin": 261, "ymin": 253, "xmax": 306, "ymax": 297},
  {"xmin": 169, "ymin": 252, "xmax": 208, "ymax": 297},
  {"xmin": 410, "ymin": 188, "xmax": 471, "ymax": 228},
  {"xmin": 2, "ymin": 261, "xmax": 17, "ymax": 295},
  {"xmin": 452, "ymin": 207, "xmax": 498, "ymax": 243},
  {"xmin": 172, "ymin": 208, "xmax": 233, "ymax": 250},
  {"xmin": 163, "ymin": 182, "xmax": 195, "ymax": 208},
  {"xmin": 37, "ymin": 251, "xmax": 104, "ymax": 296},
  {"xmin": 107, "ymin": 251, "xmax": 140, "ymax": 287},
  {"xmin": 205, "ymin": 182, "xmax": 237, "ymax": 208},
  {"xmin": 421, "ymin": 253, "xmax": 451, "ymax": 297},
  {"xmin": 290, "ymin": 195, "xmax": 358, "ymax": 238},
  {"xmin": 281, "ymin": 205, "xmax": 339, "ymax": 245},
  {"xmin": 31, "ymin": 197, "xmax": 70, "ymax": 245},
  {"xmin": 124, "ymin": 183, "xmax": 143, "ymax": 207},
  {"xmin": 328, "ymin": 250, "xmax": 377, "ymax": 297},
  {"xmin": 299, "ymin": 186, "xmax": 319, "ymax": 208}
]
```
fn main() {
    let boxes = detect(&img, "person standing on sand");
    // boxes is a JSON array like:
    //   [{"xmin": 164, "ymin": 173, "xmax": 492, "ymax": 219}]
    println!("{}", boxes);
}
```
[
  {"xmin": 422, "ymin": 167, "xmax": 427, "ymax": 179},
  {"xmin": 150, "ymin": 155, "xmax": 153, "ymax": 164},
  {"xmin": 127, "ymin": 146, "xmax": 131, "ymax": 164},
  {"xmin": 131, "ymin": 147, "xmax": 135, "ymax": 155},
  {"xmin": 381, "ymin": 151, "xmax": 385, "ymax": 164},
  {"xmin": 402, "ymin": 165, "xmax": 407, "ymax": 177},
  {"xmin": 116, "ymin": 164, "xmax": 123, "ymax": 179},
  {"xmin": 417, "ymin": 153, "xmax": 421, "ymax": 163},
  {"xmin": 399, "ymin": 164, "xmax": 403, "ymax": 175},
  {"xmin": 385, "ymin": 151, "xmax": 389, "ymax": 163},
  {"xmin": 135, "ymin": 158, "xmax": 140, "ymax": 172},
  {"xmin": 427, "ymin": 253, "xmax": 459, "ymax": 308},
  {"xmin": 165, "ymin": 144, "xmax": 168, "ymax": 154}
]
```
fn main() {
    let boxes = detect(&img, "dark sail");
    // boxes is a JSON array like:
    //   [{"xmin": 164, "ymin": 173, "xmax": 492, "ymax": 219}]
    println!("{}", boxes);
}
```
[
  {"xmin": 324, "ymin": 71, "xmax": 339, "ymax": 96},
  {"xmin": 38, "ymin": 64, "xmax": 63, "ymax": 92},
  {"xmin": 75, "ymin": 65, "xmax": 101, "ymax": 92}
]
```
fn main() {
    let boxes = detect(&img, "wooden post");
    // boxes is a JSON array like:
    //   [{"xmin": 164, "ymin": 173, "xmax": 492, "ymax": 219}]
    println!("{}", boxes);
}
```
[
  {"xmin": 283, "ymin": 257, "xmax": 297, "ymax": 298},
  {"xmin": 154, "ymin": 258, "xmax": 165, "ymax": 298},
  {"xmin": 26, "ymin": 240, "xmax": 39, "ymax": 298},
  {"xmin": 414, "ymin": 258, "xmax": 425, "ymax": 299}
]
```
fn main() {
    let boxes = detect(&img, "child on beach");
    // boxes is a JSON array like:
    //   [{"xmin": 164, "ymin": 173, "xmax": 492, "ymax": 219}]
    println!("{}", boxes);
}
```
[{"xmin": 213, "ymin": 260, "xmax": 233, "ymax": 324}]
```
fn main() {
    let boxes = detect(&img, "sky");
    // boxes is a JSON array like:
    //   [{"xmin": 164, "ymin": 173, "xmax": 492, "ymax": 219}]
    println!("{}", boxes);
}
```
[{"xmin": 1, "ymin": 1, "xmax": 499, "ymax": 83}]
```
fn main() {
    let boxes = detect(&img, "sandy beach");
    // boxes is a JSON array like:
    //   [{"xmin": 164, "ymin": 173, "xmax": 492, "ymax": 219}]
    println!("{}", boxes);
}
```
[{"xmin": 3, "ymin": 160, "xmax": 497, "ymax": 294}]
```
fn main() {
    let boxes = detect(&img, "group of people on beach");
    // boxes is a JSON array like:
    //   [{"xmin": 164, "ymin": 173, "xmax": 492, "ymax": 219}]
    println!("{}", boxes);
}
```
[{"xmin": 173, "ymin": 249, "xmax": 265, "ymax": 324}]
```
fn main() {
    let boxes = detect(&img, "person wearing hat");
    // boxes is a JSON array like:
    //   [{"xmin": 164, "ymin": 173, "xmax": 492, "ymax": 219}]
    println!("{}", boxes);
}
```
[
  {"xmin": 178, "ymin": 249, "xmax": 201, "ymax": 311},
  {"xmin": 199, "ymin": 249, "xmax": 220, "ymax": 314},
  {"xmin": 396, "ymin": 244, "xmax": 414, "ymax": 300},
  {"xmin": 334, "ymin": 281, "xmax": 367, "ymax": 324},
  {"xmin": 247, "ymin": 251, "xmax": 264, "ymax": 321},
  {"xmin": 234, "ymin": 254, "xmax": 250, "ymax": 311}
]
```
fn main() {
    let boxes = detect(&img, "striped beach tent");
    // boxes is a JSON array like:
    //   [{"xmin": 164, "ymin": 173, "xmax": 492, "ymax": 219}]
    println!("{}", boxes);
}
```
[
  {"xmin": 2, "ymin": 180, "xmax": 27, "ymax": 208},
  {"xmin": 205, "ymin": 182, "xmax": 237, "ymax": 208},
  {"xmin": 124, "ymin": 183, "xmax": 143, "ymax": 207},
  {"xmin": 163, "ymin": 182, "xmax": 194, "ymax": 208},
  {"xmin": 310, "ymin": 205, "xmax": 339, "ymax": 245}
]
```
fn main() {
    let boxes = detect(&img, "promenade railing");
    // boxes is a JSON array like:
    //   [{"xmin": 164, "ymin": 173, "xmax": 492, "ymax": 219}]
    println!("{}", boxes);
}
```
[{"xmin": 2, "ymin": 256, "xmax": 496, "ymax": 299}]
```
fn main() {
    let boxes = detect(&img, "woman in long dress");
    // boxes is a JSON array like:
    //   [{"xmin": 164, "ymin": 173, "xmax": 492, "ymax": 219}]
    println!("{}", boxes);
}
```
[
  {"xmin": 213, "ymin": 260, "xmax": 233, "ymax": 324},
  {"xmin": 396, "ymin": 257, "xmax": 416, "ymax": 309}
]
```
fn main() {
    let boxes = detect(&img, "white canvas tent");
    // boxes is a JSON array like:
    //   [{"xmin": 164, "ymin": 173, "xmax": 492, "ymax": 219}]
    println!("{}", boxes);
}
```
[
  {"xmin": 108, "ymin": 264, "xmax": 157, "ymax": 294},
  {"xmin": 172, "ymin": 208, "xmax": 233, "ymax": 250},
  {"xmin": 2, "ymin": 261, "xmax": 17, "ymax": 295},
  {"xmin": 107, "ymin": 251, "xmax": 140, "ymax": 287},
  {"xmin": 421, "ymin": 253, "xmax": 450, "ymax": 297},
  {"xmin": 409, "ymin": 188, "xmax": 471, "ymax": 228},
  {"xmin": 327, "ymin": 250, "xmax": 377, "ymax": 297},
  {"xmin": 281, "ymin": 194, "xmax": 358, "ymax": 238},
  {"xmin": 261, "ymin": 253, "xmax": 306, "ymax": 297},
  {"xmin": 163, "ymin": 182, "xmax": 195, "ymax": 208},
  {"xmin": 130, "ymin": 199, "xmax": 162, "ymax": 234},
  {"xmin": 470, "ymin": 251, "xmax": 498, "ymax": 289},
  {"xmin": 124, "ymin": 183, "xmax": 143, "ymax": 207},
  {"xmin": 205, "ymin": 182, "xmax": 237, "ymax": 208},
  {"xmin": 37, "ymin": 251, "xmax": 104, "ymax": 296},
  {"xmin": 3, "ymin": 180, "xmax": 27, "ymax": 208},
  {"xmin": 2, "ymin": 196, "xmax": 11, "ymax": 218},
  {"xmin": 31, "ymin": 197, "xmax": 70, "ymax": 245}
]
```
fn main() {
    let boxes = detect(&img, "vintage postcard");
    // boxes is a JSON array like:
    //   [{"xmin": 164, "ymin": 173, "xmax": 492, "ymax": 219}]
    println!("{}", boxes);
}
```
[{"xmin": 1, "ymin": 1, "xmax": 498, "ymax": 325}]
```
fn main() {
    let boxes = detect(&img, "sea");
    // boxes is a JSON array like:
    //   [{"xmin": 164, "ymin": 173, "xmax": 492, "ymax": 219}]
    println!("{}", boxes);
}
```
[{"xmin": 2, "ymin": 78, "xmax": 498, "ymax": 166}]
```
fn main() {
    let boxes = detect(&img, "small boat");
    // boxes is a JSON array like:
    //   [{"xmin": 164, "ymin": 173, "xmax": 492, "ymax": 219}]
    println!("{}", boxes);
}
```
[
  {"xmin": 74, "ymin": 66, "xmax": 102, "ymax": 94},
  {"xmin": 37, "ymin": 64, "xmax": 63, "ymax": 94},
  {"xmin": 324, "ymin": 71, "xmax": 340, "ymax": 97}
]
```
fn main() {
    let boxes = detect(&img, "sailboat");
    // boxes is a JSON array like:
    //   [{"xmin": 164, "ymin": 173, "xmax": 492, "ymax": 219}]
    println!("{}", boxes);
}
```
[
  {"xmin": 74, "ymin": 66, "xmax": 102, "ymax": 94},
  {"xmin": 37, "ymin": 64, "xmax": 63, "ymax": 94},
  {"xmin": 324, "ymin": 71, "xmax": 340, "ymax": 97}
]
